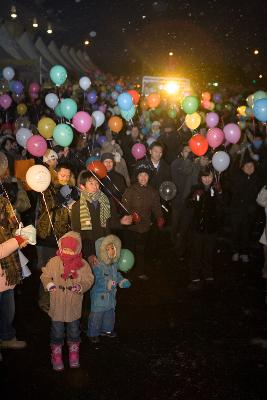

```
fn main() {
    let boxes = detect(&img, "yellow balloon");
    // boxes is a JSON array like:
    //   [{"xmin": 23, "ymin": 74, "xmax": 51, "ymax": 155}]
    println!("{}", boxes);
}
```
[
  {"xmin": 185, "ymin": 112, "xmax": 201, "ymax": 130},
  {"xmin": 237, "ymin": 105, "xmax": 246, "ymax": 117},
  {"xmin": 38, "ymin": 117, "xmax": 56, "ymax": 139},
  {"xmin": 17, "ymin": 103, "xmax": 27, "ymax": 116}
]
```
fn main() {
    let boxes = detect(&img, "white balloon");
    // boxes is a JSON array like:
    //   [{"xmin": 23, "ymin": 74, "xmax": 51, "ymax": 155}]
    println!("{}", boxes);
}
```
[
  {"xmin": 89, "ymin": 31, "xmax": 96, "ymax": 38},
  {"xmin": 79, "ymin": 76, "xmax": 91, "ymax": 91},
  {"xmin": 16, "ymin": 128, "xmax": 33, "ymax": 149},
  {"xmin": 3, "ymin": 66, "xmax": 15, "ymax": 81},
  {"xmin": 212, "ymin": 151, "xmax": 230, "ymax": 172},
  {"xmin": 92, "ymin": 110, "xmax": 105, "ymax": 128},
  {"xmin": 26, "ymin": 165, "xmax": 51, "ymax": 192},
  {"xmin": 45, "ymin": 93, "xmax": 59, "ymax": 109}
]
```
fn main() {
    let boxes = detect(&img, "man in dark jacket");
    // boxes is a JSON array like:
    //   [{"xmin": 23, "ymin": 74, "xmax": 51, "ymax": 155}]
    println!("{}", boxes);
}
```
[{"xmin": 158, "ymin": 119, "xmax": 181, "ymax": 165}]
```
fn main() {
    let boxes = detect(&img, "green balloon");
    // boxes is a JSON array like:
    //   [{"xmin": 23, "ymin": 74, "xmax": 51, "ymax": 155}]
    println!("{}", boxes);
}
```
[
  {"xmin": 215, "ymin": 104, "xmax": 222, "ymax": 111},
  {"xmin": 253, "ymin": 90, "xmax": 267, "ymax": 103},
  {"xmin": 53, "ymin": 123, "xmax": 73, "ymax": 147},
  {"xmin": 118, "ymin": 249, "xmax": 135, "ymax": 272},
  {"xmin": 60, "ymin": 98, "xmax": 78, "ymax": 120},
  {"xmin": 155, "ymin": 107, "xmax": 162, "ymax": 116},
  {"xmin": 168, "ymin": 109, "xmax": 177, "ymax": 119},
  {"xmin": 50, "ymin": 65, "xmax": 67, "ymax": 86},
  {"xmin": 55, "ymin": 102, "xmax": 63, "ymax": 118},
  {"xmin": 182, "ymin": 96, "xmax": 199, "ymax": 114}
]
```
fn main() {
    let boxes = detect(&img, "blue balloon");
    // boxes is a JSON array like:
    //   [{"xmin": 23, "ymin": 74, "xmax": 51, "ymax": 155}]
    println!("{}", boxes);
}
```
[
  {"xmin": 87, "ymin": 91, "xmax": 97, "ymax": 104},
  {"xmin": 117, "ymin": 92, "xmax": 133, "ymax": 111},
  {"xmin": 141, "ymin": 127, "xmax": 149, "ymax": 135},
  {"xmin": 115, "ymin": 84, "xmax": 122, "ymax": 93},
  {"xmin": 111, "ymin": 91, "xmax": 118, "ymax": 100},
  {"xmin": 11, "ymin": 80, "xmax": 24, "ymax": 95},
  {"xmin": 253, "ymin": 99, "xmax": 267, "ymax": 122},
  {"xmin": 97, "ymin": 135, "xmax": 107, "ymax": 146}
]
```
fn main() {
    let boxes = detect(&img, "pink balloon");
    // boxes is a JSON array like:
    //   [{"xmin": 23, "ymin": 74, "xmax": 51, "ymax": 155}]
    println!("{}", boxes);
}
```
[
  {"xmin": 29, "ymin": 82, "xmax": 40, "ymax": 93},
  {"xmin": 131, "ymin": 143, "xmax": 146, "ymax": 160},
  {"xmin": 205, "ymin": 112, "xmax": 219, "ymax": 128},
  {"xmin": 223, "ymin": 123, "xmax": 241, "ymax": 144},
  {"xmin": 0, "ymin": 94, "xmax": 12, "ymax": 110},
  {"xmin": 207, "ymin": 128, "xmax": 224, "ymax": 149},
  {"xmin": 201, "ymin": 100, "xmax": 210, "ymax": 110},
  {"xmin": 26, "ymin": 135, "xmax": 47, "ymax": 157},
  {"xmin": 72, "ymin": 111, "xmax": 92, "ymax": 134}
]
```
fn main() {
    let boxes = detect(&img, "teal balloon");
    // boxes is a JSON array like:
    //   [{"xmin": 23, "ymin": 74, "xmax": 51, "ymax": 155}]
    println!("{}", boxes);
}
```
[
  {"xmin": 253, "ymin": 90, "xmax": 267, "ymax": 103},
  {"xmin": 60, "ymin": 98, "xmax": 77, "ymax": 120},
  {"xmin": 118, "ymin": 249, "xmax": 135, "ymax": 272},
  {"xmin": 50, "ymin": 65, "xmax": 67, "ymax": 86},
  {"xmin": 55, "ymin": 103, "xmax": 63, "ymax": 118},
  {"xmin": 182, "ymin": 96, "xmax": 199, "ymax": 114},
  {"xmin": 53, "ymin": 123, "xmax": 73, "ymax": 146},
  {"xmin": 121, "ymin": 105, "xmax": 136, "ymax": 121}
]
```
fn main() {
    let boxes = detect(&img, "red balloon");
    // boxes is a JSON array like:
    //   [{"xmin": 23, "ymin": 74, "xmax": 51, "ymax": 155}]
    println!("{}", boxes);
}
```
[
  {"xmin": 87, "ymin": 160, "xmax": 107, "ymax": 179},
  {"xmin": 189, "ymin": 134, "xmax": 208, "ymax": 156},
  {"xmin": 128, "ymin": 90, "xmax": 140, "ymax": 105}
]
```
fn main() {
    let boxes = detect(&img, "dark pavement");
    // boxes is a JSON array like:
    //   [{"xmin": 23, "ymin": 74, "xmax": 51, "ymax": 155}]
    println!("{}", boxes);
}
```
[{"xmin": 1, "ymin": 229, "xmax": 267, "ymax": 400}]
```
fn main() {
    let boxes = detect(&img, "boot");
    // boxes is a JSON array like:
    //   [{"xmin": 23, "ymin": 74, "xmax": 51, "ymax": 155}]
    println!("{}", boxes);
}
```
[
  {"xmin": 51, "ymin": 344, "xmax": 64, "ymax": 371},
  {"xmin": 68, "ymin": 342, "xmax": 80, "ymax": 368}
]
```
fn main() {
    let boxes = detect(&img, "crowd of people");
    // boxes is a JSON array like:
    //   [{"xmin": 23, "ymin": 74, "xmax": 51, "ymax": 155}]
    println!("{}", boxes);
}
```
[{"xmin": 0, "ymin": 71, "xmax": 267, "ymax": 371}]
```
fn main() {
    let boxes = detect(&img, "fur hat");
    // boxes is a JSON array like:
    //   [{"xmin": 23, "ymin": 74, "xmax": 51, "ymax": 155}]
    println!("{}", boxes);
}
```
[
  {"xmin": 43, "ymin": 149, "xmax": 58, "ymax": 163},
  {"xmin": 101, "ymin": 152, "xmax": 114, "ymax": 162}
]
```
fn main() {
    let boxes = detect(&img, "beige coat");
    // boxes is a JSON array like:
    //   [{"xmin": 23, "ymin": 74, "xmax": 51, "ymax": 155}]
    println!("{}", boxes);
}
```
[{"xmin": 0, "ymin": 238, "xmax": 19, "ymax": 292}]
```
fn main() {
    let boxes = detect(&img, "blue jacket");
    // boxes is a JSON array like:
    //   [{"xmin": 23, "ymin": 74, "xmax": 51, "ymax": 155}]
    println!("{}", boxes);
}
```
[{"xmin": 90, "ymin": 235, "xmax": 130, "ymax": 312}]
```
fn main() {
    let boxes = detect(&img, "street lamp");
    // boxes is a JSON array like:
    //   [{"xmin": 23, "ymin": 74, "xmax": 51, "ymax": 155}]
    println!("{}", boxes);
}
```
[
  {"xmin": 254, "ymin": 49, "xmax": 259, "ymax": 55},
  {"xmin": 33, "ymin": 17, "xmax": 38, "ymax": 28},
  {"xmin": 169, "ymin": 51, "xmax": 174, "ymax": 56},
  {"xmin": 84, "ymin": 40, "xmax": 90, "ymax": 46},
  {"xmin": 10, "ymin": 5, "xmax": 17, "ymax": 19},
  {"xmin": 47, "ymin": 23, "xmax": 53, "ymax": 34}
]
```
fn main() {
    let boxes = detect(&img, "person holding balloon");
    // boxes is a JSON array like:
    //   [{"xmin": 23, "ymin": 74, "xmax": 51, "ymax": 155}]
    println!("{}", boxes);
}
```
[
  {"xmin": 187, "ymin": 166, "xmax": 223, "ymax": 291},
  {"xmin": 87, "ymin": 234, "xmax": 131, "ymax": 344}
]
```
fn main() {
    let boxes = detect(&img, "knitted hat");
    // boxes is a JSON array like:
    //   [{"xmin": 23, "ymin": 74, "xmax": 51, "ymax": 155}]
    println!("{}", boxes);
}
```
[
  {"xmin": 135, "ymin": 161, "xmax": 154, "ymax": 178},
  {"xmin": 43, "ymin": 149, "xmax": 58, "ymax": 163},
  {"xmin": 101, "ymin": 152, "xmax": 114, "ymax": 162},
  {"xmin": 60, "ymin": 236, "xmax": 79, "ymax": 252}
]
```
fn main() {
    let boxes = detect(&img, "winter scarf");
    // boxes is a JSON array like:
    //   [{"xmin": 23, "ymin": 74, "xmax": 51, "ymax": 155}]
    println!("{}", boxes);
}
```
[
  {"xmin": 79, "ymin": 190, "xmax": 110, "ymax": 231},
  {"xmin": 56, "ymin": 250, "xmax": 83, "ymax": 280}
]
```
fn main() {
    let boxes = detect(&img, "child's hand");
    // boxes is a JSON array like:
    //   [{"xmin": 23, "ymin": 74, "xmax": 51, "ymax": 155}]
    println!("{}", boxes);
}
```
[
  {"xmin": 119, "ymin": 279, "xmax": 131, "ymax": 289},
  {"xmin": 47, "ymin": 282, "xmax": 57, "ymax": 292},
  {"xmin": 88, "ymin": 255, "xmax": 99, "ymax": 267},
  {"xmin": 107, "ymin": 280, "xmax": 117, "ymax": 290},
  {"xmin": 70, "ymin": 283, "xmax": 82, "ymax": 293}
]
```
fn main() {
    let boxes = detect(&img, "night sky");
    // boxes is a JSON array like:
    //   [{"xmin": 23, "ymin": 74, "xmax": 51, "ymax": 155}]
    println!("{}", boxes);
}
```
[{"xmin": 1, "ymin": 0, "xmax": 267, "ymax": 85}]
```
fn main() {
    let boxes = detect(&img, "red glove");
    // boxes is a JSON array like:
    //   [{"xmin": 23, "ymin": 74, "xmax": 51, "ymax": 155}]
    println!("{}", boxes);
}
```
[
  {"xmin": 214, "ymin": 182, "xmax": 222, "ymax": 194},
  {"xmin": 157, "ymin": 217, "xmax": 165, "ymax": 229},
  {"xmin": 192, "ymin": 189, "xmax": 204, "ymax": 200},
  {"xmin": 15, "ymin": 236, "xmax": 25, "ymax": 246}
]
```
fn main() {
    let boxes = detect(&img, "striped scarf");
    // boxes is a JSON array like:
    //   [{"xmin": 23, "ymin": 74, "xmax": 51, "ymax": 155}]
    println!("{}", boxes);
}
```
[{"xmin": 80, "ymin": 190, "xmax": 110, "ymax": 231}]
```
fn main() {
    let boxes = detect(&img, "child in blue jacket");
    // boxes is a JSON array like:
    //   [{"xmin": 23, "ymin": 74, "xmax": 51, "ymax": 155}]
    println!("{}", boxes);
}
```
[{"xmin": 87, "ymin": 234, "xmax": 131, "ymax": 343}]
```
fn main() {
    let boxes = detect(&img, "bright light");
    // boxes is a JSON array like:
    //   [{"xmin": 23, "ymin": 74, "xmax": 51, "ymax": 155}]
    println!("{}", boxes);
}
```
[
  {"xmin": 213, "ymin": 82, "xmax": 219, "ymax": 87},
  {"xmin": 259, "ymin": 74, "xmax": 263, "ymax": 79},
  {"xmin": 47, "ymin": 24, "xmax": 53, "ymax": 34},
  {"xmin": 254, "ymin": 49, "xmax": 259, "ymax": 55},
  {"xmin": 33, "ymin": 17, "xmax": 38, "ymax": 28},
  {"xmin": 165, "ymin": 81, "xmax": 179, "ymax": 95},
  {"xmin": 10, "ymin": 5, "xmax": 17, "ymax": 18},
  {"xmin": 84, "ymin": 40, "xmax": 90, "ymax": 45},
  {"xmin": 169, "ymin": 52, "xmax": 174, "ymax": 56}
]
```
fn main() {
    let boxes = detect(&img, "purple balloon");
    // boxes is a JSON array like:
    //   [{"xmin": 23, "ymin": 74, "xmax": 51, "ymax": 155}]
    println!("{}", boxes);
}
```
[
  {"xmin": 223, "ymin": 123, "xmax": 241, "ymax": 144},
  {"xmin": 98, "ymin": 104, "xmax": 107, "ymax": 113},
  {"xmin": 205, "ymin": 112, "xmax": 219, "ymax": 128},
  {"xmin": 12, "ymin": 80, "xmax": 24, "ymax": 95},
  {"xmin": 87, "ymin": 91, "xmax": 97, "ymax": 104},
  {"xmin": 207, "ymin": 128, "xmax": 224, "ymax": 149},
  {"xmin": 213, "ymin": 93, "xmax": 222, "ymax": 103},
  {"xmin": 0, "ymin": 94, "xmax": 12, "ymax": 110},
  {"xmin": 97, "ymin": 135, "xmax": 107, "ymax": 146},
  {"xmin": 131, "ymin": 143, "xmax": 146, "ymax": 160}
]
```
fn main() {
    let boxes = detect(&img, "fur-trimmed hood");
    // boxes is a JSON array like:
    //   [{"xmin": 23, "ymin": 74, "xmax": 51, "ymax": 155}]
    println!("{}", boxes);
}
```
[
  {"xmin": 58, "ymin": 231, "xmax": 82, "ymax": 255},
  {"xmin": 95, "ymin": 235, "xmax": 121, "ymax": 264}
]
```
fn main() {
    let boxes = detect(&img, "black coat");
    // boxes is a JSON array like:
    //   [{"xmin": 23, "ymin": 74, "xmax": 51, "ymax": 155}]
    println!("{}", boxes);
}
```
[
  {"xmin": 147, "ymin": 159, "xmax": 171, "ymax": 190},
  {"xmin": 229, "ymin": 170, "xmax": 261, "ymax": 211}
]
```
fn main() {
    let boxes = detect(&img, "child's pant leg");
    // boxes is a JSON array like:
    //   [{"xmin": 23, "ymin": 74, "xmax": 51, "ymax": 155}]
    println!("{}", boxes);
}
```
[
  {"xmin": 50, "ymin": 321, "xmax": 65, "ymax": 345},
  {"xmin": 66, "ymin": 319, "xmax": 81, "ymax": 343},
  {"xmin": 87, "ymin": 311, "xmax": 103, "ymax": 337},
  {"xmin": 101, "ymin": 309, "xmax": 115, "ymax": 333}
]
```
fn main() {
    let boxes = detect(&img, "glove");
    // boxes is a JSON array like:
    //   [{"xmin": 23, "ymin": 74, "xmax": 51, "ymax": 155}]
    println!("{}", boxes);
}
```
[
  {"xmin": 119, "ymin": 279, "xmax": 131, "ymax": 289},
  {"xmin": 132, "ymin": 211, "xmax": 141, "ymax": 224},
  {"xmin": 70, "ymin": 283, "xmax": 82, "ymax": 294},
  {"xmin": 192, "ymin": 189, "xmax": 204, "ymax": 201},
  {"xmin": 88, "ymin": 255, "xmax": 99, "ymax": 267},
  {"xmin": 46, "ymin": 282, "xmax": 57, "ymax": 292},
  {"xmin": 214, "ymin": 182, "xmax": 222, "ymax": 194},
  {"xmin": 157, "ymin": 217, "xmax": 165, "ymax": 229},
  {"xmin": 107, "ymin": 280, "xmax": 117, "ymax": 290}
]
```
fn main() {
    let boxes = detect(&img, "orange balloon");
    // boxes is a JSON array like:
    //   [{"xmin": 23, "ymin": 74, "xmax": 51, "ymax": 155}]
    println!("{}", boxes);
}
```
[
  {"xmin": 108, "ymin": 116, "xmax": 123, "ymax": 133},
  {"xmin": 202, "ymin": 92, "xmax": 211, "ymax": 101},
  {"xmin": 87, "ymin": 160, "xmax": 107, "ymax": 179},
  {"xmin": 189, "ymin": 134, "xmax": 208, "ymax": 156},
  {"xmin": 147, "ymin": 93, "xmax": 161, "ymax": 109}
]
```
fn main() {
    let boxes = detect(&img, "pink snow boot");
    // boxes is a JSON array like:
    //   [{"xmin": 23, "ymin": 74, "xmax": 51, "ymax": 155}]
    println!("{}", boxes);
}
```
[
  {"xmin": 68, "ymin": 342, "xmax": 80, "ymax": 368},
  {"xmin": 51, "ymin": 344, "xmax": 64, "ymax": 371}
]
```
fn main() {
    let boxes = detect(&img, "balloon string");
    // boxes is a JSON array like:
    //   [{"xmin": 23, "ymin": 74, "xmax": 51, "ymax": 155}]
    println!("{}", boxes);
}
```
[
  {"xmin": 0, "ymin": 180, "xmax": 20, "ymax": 226},
  {"xmin": 177, "ymin": 121, "xmax": 185, "ymax": 132},
  {"xmin": 83, "ymin": 92, "xmax": 85, "ymax": 111},
  {"xmin": 41, "ymin": 192, "xmax": 60, "ymax": 249},
  {"xmin": 89, "ymin": 166, "xmax": 130, "ymax": 214}
]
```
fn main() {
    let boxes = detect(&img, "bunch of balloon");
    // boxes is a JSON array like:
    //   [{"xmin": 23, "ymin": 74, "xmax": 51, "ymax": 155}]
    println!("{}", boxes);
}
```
[{"xmin": 108, "ymin": 116, "xmax": 123, "ymax": 134}]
